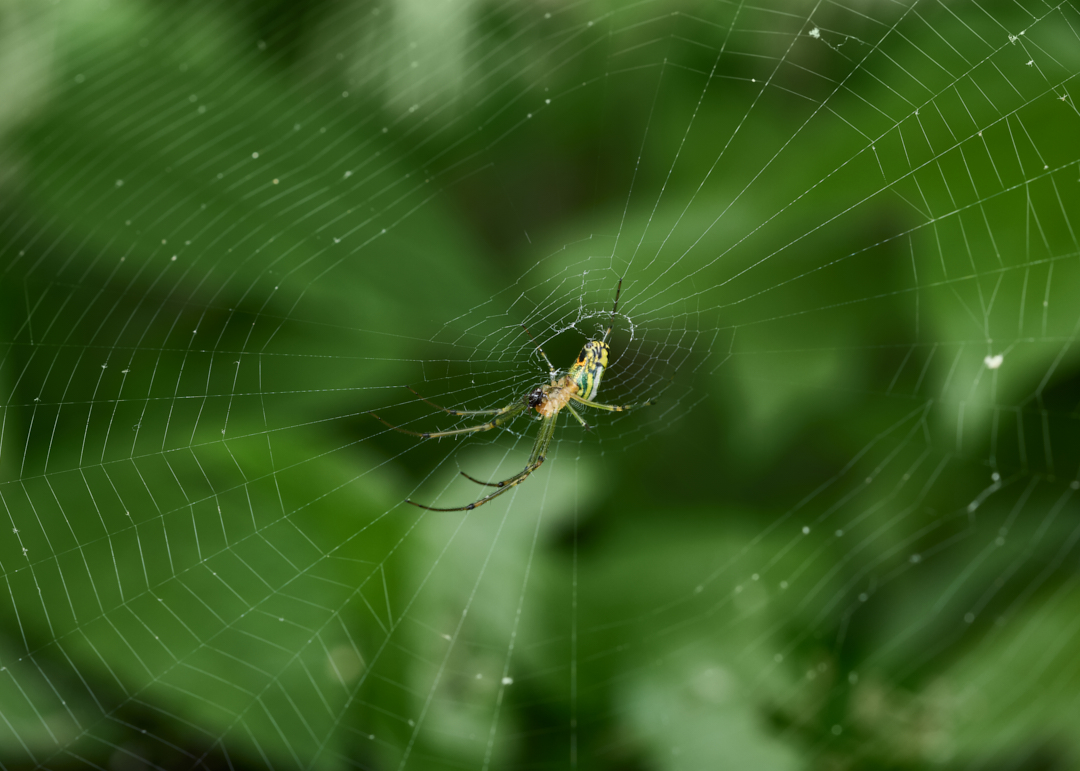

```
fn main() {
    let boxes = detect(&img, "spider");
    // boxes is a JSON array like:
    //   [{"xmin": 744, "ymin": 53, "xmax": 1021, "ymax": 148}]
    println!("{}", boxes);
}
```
[{"xmin": 369, "ymin": 277, "xmax": 652, "ymax": 511}]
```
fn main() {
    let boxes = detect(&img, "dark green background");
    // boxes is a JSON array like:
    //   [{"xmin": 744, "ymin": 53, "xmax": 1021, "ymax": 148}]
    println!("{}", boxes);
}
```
[{"xmin": 1, "ymin": 1, "xmax": 1079, "ymax": 769}]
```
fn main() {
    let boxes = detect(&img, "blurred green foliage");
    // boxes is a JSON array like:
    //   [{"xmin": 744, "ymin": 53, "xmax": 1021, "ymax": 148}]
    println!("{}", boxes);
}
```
[{"xmin": 1, "ymin": 1, "xmax": 1080, "ymax": 770}]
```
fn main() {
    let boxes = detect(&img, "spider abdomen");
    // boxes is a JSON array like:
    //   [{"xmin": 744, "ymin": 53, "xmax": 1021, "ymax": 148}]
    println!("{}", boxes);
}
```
[{"xmin": 568, "ymin": 340, "xmax": 609, "ymax": 401}]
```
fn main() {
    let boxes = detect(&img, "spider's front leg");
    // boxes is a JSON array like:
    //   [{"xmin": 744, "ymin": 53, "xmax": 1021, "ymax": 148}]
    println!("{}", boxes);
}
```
[
  {"xmin": 407, "ymin": 409, "xmax": 558, "ymax": 511},
  {"xmin": 409, "ymin": 458, "xmax": 545, "ymax": 511},
  {"xmin": 369, "ymin": 399, "xmax": 527, "ymax": 438},
  {"xmin": 404, "ymin": 386, "xmax": 505, "ymax": 417}
]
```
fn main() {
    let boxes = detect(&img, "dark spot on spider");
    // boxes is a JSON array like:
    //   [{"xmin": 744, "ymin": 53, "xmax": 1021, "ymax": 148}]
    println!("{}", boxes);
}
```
[
  {"xmin": 528, "ymin": 388, "xmax": 545, "ymax": 408},
  {"xmin": 421, "ymin": 432, "xmax": 431, "ymax": 438},
  {"xmin": 466, "ymin": 504, "xmax": 475, "ymax": 510}
]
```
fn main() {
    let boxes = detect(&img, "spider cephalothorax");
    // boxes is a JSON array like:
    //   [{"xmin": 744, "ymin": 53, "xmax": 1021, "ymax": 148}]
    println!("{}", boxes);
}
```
[{"xmin": 369, "ymin": 277, "xmax": 652, "ymax": 511}]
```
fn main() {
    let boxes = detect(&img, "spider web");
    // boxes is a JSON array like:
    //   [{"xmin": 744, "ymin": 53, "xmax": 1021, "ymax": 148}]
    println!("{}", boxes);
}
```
[{"xmin": 1, "ymin": 0, "xmax": 1079, "ymax": 769}]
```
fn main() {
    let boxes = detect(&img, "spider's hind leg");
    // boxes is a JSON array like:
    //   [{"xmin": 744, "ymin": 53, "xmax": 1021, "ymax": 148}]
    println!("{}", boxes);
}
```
[
  {"xmin": 570, "ymin": 394, "xmax": 653, "ymax": 413},
  {"xmin": 565, "ymin": 403, "xmax": 592, "ymax": 432}
]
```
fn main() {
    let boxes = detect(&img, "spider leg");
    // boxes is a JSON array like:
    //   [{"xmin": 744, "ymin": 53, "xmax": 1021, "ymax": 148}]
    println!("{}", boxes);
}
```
[
  {"xmin": 369, "ymin": 400, "xmax": 526, "ymax": 438},
  {"xmin": 407, "ymin": 412, "xmax": 558, "ymax": 511},
  {"xmin": 408, "ymin": 459, "xmax": 544, "ymax": 510},
  {"xmin": 565, "ymin": 403, "xmax": 592, "ymax": 431},
  {"xmin": 459, "ymin": 470, "xmax": 503, "ymax": 487},
  {"xmin": 405, "ymin": 386, "xmax": 504, "ymax": 416},
  {"xmin": 520, "ymin": 324, "xmax": 557, "ymax": 379},
  {"xmin": 570, "ymin": 394, "xmax": 653, "ymax": 413},
  {"xmin": 601, "ymin": 276, "xmax": 623, "ymax": 345}
]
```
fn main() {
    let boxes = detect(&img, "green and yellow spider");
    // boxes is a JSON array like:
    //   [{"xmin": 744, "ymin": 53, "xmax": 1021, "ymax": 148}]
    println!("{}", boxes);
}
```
[{"xmin": 369, "ymin": 278, "xmax": 652, "ymax": 511}]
